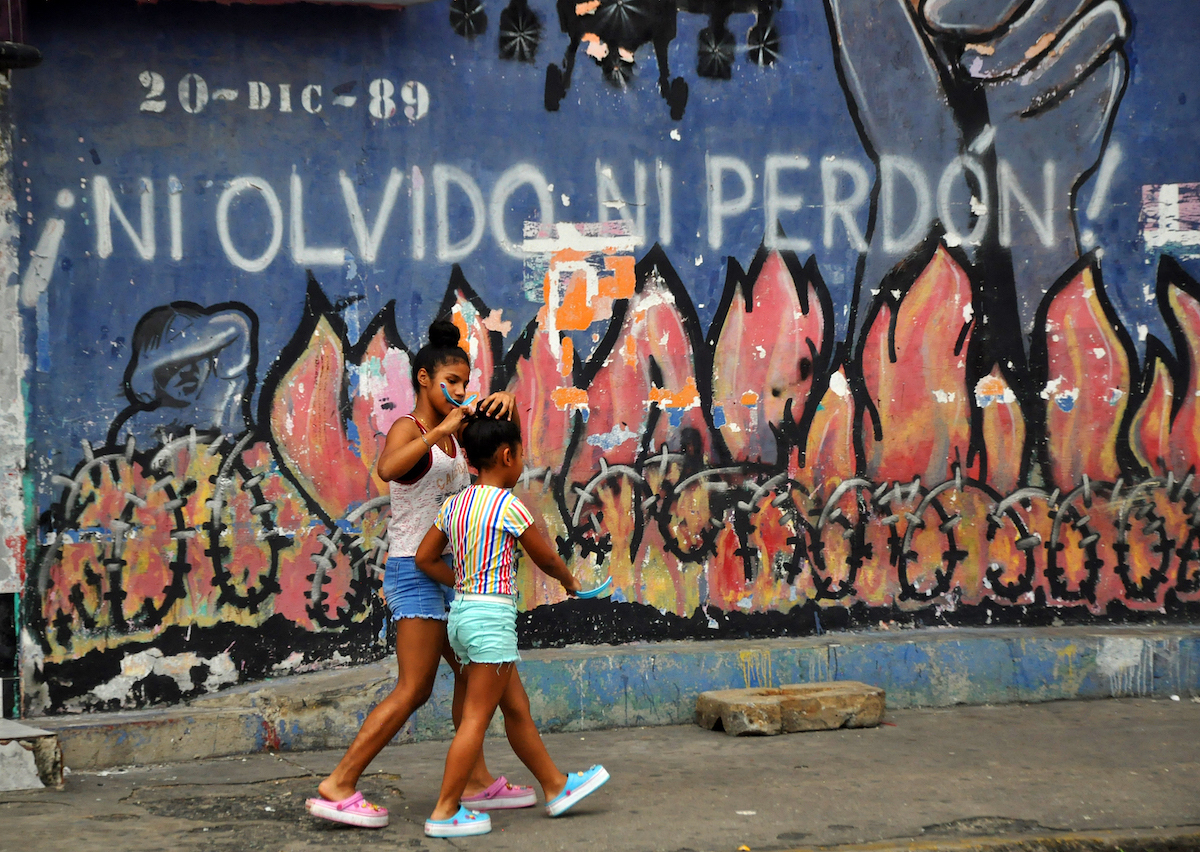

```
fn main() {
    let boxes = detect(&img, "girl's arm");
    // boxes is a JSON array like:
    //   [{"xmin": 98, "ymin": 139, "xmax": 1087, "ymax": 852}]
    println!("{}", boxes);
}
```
[
  {"xmin": 376, "ymin": 407, "xmax": 466, "ymax": 482},
  {"xmin": 517, "ymin": 524, "xmax": 581, "ymax": 595},
  {"xmin": 415, "ymin": 527, "xmax": 456, "ymax": 587}
]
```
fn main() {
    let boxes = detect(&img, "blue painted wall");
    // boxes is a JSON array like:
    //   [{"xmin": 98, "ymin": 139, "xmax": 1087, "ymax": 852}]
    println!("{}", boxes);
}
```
[{"xmin": 13, "ymin": 0, "xmax": 1200, "ymax": 714}]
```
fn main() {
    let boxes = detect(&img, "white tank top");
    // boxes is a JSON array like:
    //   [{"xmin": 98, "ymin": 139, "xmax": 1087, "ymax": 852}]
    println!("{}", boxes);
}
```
[{"xmin": 387, "ymin": 414, "xmax": 471, "ymax": 558}]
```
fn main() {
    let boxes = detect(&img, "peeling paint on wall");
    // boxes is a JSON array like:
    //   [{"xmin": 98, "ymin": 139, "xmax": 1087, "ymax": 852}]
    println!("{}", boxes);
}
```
[{"xmin": 0, "ymin": 74, "xmax": 26, "ymax": 597}]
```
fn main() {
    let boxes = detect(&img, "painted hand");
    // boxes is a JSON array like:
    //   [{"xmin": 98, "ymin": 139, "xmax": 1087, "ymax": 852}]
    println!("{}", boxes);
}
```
[
  {"xmin": 925, "ymin": 0, "xmax": 1128, "ymax": 337},
  {"xmin": 826, "ymin": 0, "xmax": 1128, "ymax": 346}
]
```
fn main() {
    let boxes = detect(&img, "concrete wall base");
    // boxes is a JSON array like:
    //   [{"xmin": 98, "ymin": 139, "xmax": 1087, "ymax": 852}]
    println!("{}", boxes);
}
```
[{"xmin": 34, "ymin": 625, "xmax": 1200, "ymax": 770}]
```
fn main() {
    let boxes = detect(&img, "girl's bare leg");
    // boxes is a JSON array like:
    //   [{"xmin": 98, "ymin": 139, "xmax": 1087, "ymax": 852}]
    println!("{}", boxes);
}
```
[
  {"xmin": 430, "ymin": 662, "xmax": 514, "ymax": 820},
  {"xmin": 497, "ymin": 670, "xmax": 568, "ymax": 800},
  {"xmin": 442, "ymin": 637, "xmax": 498, "ymax": 795},
  {"xmin": 316, "ymin": 618, "xmax": 494, "ymax": 801}
]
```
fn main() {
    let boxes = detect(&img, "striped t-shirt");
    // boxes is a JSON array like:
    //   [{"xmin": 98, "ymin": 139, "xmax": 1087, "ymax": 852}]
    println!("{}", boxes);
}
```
[{"xmin": 435, "ymin": 484, "xmax": 535, "ymax": 595}]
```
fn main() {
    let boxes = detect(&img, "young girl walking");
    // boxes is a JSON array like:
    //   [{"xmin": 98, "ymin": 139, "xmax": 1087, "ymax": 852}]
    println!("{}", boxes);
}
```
[
  {"xmin": 415, "ymin": 415, "xmax": 609, "ymax": 837},
  {"xmin": 306, "ymin": 320, "xmax": 541, "ymax": 827}
]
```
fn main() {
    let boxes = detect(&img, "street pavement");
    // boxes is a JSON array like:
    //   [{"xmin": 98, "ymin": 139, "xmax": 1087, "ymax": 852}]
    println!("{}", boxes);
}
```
[{"xmin": 3, "ymin": 698, "xmax": 1198, "ymax": 852}]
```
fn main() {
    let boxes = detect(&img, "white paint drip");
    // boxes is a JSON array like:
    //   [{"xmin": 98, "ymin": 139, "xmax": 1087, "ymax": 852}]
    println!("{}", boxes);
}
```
[{"xmin": 1096, "ymin": 638, "xmax": 1152, "ymax": 697}]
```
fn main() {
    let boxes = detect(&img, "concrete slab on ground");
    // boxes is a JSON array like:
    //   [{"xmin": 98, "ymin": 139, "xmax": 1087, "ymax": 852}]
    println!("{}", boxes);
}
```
[
  {"xmin": 0, "ymin": 718, "xmax": 63, "ymax": 791},
  {"xmin": 2, "ymin": 699, "xmax": 1198, "ymax": 852},
  {"xmin": 29, "ymin": 624, "xmax": 1200, "ymax": 769},
  {"xmin": 695, "ymin": 681, "xmax": 886, "ymax": 735}
]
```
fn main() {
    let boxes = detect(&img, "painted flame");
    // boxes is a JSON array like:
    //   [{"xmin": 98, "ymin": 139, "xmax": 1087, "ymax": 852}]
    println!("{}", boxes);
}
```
[
  {"xmin": 1042, "ymin": 264, "xmax": 1130, "ymax": 486},
  {"xmin": 349, "ymin": 325, "xmax": 414, "ymax": 497},
  {"xmin": 1131, "ymin": 357, "xmax": 1173, "ymax": 475},
  {"xmin": 568, "ymin": 266, "xmax": 710, "ymax": 488},
  {"xmin": 711, "ymin": 251, "xmax": 826, "ymax": 464},
  {"xmin": 269, "ymin": 316, "xmax": 373, "ymax": 521},
  {"xmin": 1164, "ymin": 282, "xmax": 1200, "ymax": 474},
  {"xmin": 448, "ymin": 289, "xmax": 496, "ymax": 400},
  {"xmin": 797, "ymin": 368, "xmax": 856, "ymax": 492},
  {"xmin": 976, "ymin": 368, "xmax": 1025, "ymax": 494},
  {"xmin": 861, "ymin": 245, "xmax": 975, "ymax": 485},
  {"xmin": 507, "ymin": 318, "xmax": 577, "ymax": 474}
]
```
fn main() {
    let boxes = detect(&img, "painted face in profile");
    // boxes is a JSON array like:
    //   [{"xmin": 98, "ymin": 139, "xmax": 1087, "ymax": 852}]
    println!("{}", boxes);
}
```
[{"xmin": 155, "ymin": 356, "xmax": 213, "ymax": 405}]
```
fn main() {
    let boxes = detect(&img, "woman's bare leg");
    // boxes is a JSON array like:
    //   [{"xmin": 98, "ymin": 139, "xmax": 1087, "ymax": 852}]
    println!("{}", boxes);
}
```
[{"xmin": 316, "ymin": 618, "xmax": 478, "ymax": 801}]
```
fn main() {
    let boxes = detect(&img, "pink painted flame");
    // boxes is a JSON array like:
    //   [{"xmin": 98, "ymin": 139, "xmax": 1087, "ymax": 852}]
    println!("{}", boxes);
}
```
[
  {"xmin": 1041, "ymin": 262, "xmax": 1131, "ymax": 486},
  {"xmin": 269, "ymin": 314, "xmax": 373, "ymax": 522},
  {"xmin": 567, "ymin": 263, "xmax": 711, "ymax": 490},
  {"xmin": 269, "ymin": 287, "xmax": 416, "ymax": 523},
  {"xmin": 710, "ymin": 250, "xmax": 827, "ymax": 464},
  {"xmin": 1130, "ymin": 259, "xmax": 1200, "ymax": 477},
  {"xmin": 349, "ymin": 321, "xmax": 415, "ymax": 498},
  {"xmin": 1162, "ymin": 278, "xmax": 1200, "ymax": 474},
  {"xmin": 860, "ymin": 244, "xmax": 977, "ymax": 485}
]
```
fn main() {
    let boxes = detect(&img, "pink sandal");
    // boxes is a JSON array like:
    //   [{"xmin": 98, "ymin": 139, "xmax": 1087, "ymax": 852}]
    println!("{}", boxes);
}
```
[
  {"xmin": 305, "ymin": 791, "xmax": 389, "ymax": 828},
  {"xmin": 460, "ymin": 775, "xmax": 537, "ymax": 810}
]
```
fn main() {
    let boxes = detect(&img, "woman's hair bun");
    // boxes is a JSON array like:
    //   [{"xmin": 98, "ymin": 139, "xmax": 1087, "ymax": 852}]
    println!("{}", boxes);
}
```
[{"xmin": 428, "ymin": 319, "xmax": 462, "ymax": 349}]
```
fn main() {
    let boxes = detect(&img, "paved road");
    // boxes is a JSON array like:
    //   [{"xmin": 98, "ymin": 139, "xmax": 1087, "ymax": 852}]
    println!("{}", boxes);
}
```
[{"xmin": 4, "ymin": 698, "xmax": 1198, "ymax": 851}]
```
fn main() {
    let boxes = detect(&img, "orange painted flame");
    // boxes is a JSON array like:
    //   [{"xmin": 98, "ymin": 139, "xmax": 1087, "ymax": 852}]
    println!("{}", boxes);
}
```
[
  {"xmin": 506, "ymin": 317, "xmax": 578, "ymax": 474},
  {"xmin": 1163, "ymin": 275, "xmax": 1200, "ymax": 474},
  {"xmin": 1130, "ymin": 355, "xmax": 1173, "ymax": 476},
  {"xmin": 976, "ymin": 368, "xmax": 1025, "ymax": 494},
  {"xmin": 796, "ymin": 368, "xmax": 856, "ymax": 493},
  {"xmin": 1041, "ymin": 262, "xmax": 1131, "ymax": 486},
  {"xmin": 860, "ymin": 244, "xmax": 976, "ymax": 485},
  {"xmin": 710, "ymin": 250, "xmax": 827, "ymax": 464}
]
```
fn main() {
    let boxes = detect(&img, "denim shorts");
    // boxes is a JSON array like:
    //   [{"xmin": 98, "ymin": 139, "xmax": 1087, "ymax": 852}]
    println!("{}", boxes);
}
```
[
  {"xmin": 382, "ymin": 556, "xmax": 455, "ymax": 621},
  {"xmin": 446, "ymin": 595, "xmax": 521, "ymax": 665}
]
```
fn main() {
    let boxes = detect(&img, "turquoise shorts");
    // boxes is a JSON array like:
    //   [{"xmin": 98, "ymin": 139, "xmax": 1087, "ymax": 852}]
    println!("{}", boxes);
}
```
[{"xmin": 447, "ymin": 594, "xmax": 521, "ymax": 665}]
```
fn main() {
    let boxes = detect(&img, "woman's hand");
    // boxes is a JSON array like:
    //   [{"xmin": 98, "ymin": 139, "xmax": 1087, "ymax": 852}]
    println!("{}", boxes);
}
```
[
  {"xmin": 476, "ymin": 391, "xmax": 517, "ymax": 420},
  {"xmin": 432, "ymin": 404, "xmax": 469, "ymax": 439}
]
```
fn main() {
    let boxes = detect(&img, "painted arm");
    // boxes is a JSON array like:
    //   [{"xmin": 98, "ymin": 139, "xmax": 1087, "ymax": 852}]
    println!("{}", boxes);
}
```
[
  {"xmin": 825, "ymin": 0, "xmax": 1128, "ymax": 344},
  {"xmin": 518, "ymin": 523, "xmax": 581, "ymax": 595},
  {"xmin": 205, "ymin": 310, "xmax": 253, "ymax": 379},
  {"xmin": 415, "ymin": 527, "xmax": 456, "ymax": 587}
]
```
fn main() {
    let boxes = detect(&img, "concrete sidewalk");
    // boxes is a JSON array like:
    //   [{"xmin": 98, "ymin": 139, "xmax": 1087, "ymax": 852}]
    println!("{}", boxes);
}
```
[
  {"xmin": 32, "ymin": 626, "xmax": 1200, "ymax": 770},
  {"xmin": 4, "ymin": 698, "xmax": 1198, "ymax": 852}
]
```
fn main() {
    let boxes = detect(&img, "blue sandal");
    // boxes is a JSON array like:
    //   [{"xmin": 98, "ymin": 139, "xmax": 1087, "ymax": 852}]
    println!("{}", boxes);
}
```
[
  {"xmin": 424, "ymin": 805, "xmax": 491, "ymax": 837},
  {"xmin": 546, "ymin": 765, "xmax": 610, "ymax": 817}
]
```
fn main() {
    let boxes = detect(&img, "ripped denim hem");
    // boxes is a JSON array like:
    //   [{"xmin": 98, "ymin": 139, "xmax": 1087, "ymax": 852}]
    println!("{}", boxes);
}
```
[{"xmin": 390, "ymin": 612, "xmax": 449, "ymax": 622}]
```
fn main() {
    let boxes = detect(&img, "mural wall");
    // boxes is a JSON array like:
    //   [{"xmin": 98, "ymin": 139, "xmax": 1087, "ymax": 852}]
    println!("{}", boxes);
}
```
[{"xmin": 12, "ymin": 0, "xmax": 1200, "ymax": 714}]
